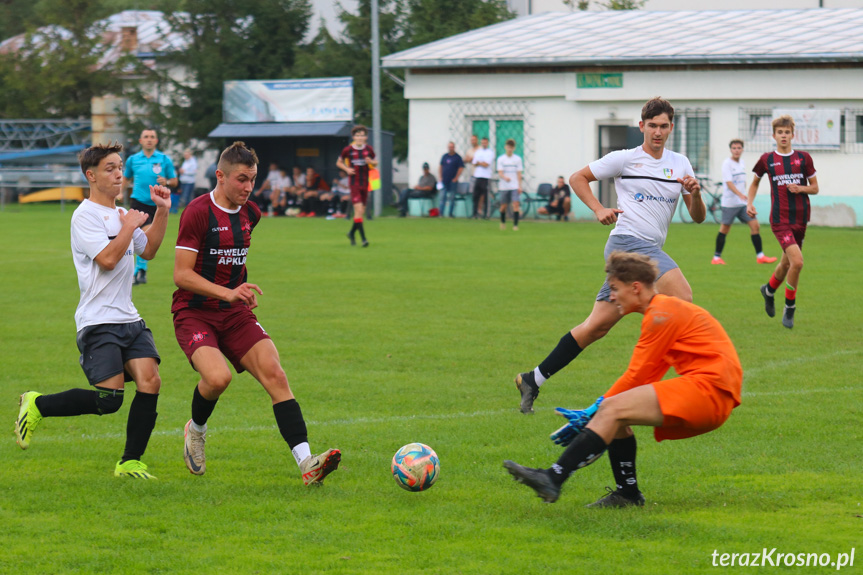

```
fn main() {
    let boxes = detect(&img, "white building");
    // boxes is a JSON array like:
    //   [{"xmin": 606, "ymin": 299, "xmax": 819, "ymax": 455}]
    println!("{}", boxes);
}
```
[{"xmin": 383, "ymin": 8, "xmax": 863, "ymax": 225}]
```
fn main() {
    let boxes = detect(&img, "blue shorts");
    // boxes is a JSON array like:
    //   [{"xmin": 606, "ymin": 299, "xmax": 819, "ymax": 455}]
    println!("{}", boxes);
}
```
[{"xmin": 596, "ymin": 234, "xmax": 679, "ymax": 301}]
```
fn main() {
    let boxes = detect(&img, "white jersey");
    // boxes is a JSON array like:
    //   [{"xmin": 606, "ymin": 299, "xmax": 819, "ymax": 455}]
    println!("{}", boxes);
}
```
[
  {"xmin": 71, "ymin": 199, "xmax": 148, "ymax": 332},
  {"xmin": 720, "ymin": 157, "xmax": 747, "ymax": 208},
  {"xmin": 496, "ymin": 153, "xmax": 523, "ymax": 191},
  {"xmin": 472, "ymin": 148, "xmax": 495, "ymax": 179},
  {"xmin": 589, "ymin": 146, "xmax": 694, "ymax": 247}
]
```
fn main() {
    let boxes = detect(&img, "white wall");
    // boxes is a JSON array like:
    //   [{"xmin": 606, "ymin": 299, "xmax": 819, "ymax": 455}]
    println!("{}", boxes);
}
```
[{"xmin": 404, "ymin": 68, "xmax": 863, "ymax": 224}]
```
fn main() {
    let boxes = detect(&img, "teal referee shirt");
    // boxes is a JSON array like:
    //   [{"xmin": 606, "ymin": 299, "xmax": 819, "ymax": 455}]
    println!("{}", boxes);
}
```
[{"xmin": 124, "ymin": 150, "xmax": 177, "ymax": 205}]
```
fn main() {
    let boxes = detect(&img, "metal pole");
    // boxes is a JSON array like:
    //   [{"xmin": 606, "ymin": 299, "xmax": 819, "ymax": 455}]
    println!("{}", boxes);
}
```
[{"xmin": 371, "ymin": 0, "xmax": 382, "ymax": 217}]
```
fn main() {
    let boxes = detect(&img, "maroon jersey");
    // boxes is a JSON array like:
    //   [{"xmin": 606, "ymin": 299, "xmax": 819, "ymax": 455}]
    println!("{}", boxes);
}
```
[
  {"xmin": 171, "ymin": 192, "xmax": 261, "ymax": 313},
  {"xmin": 340, "ymin": 144, "xmax": 375, "ymax": 192},
  {"xmin": 752, "ymin": 150, "xmax": 816, "ymax": 225}
]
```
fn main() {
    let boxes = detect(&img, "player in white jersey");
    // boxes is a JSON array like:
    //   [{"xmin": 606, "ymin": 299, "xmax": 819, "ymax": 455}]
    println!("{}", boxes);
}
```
[
  {"xmin": 514, "ymin": 97, "xmax": 705, "ymax": 415},
  {"xmin": 14, "ymin": 143, "xmax": 171, "ymax": 479}
]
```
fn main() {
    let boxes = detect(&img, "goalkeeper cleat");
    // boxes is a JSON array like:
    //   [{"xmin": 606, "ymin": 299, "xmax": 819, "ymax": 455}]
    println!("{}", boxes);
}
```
[
  {"xmin": 503, "ymin": 460, "xmax": 560, "ymax": 503},
  {"xmin": 515, "ymin": 372, "xmax": 539, "ymax": 414},
  {"xmin": 301, "ymin": 448, "xmax": 341, "ymax": 486},
  {"xmin": 782, "ymin": 305, "xmax": 795, "ymax": 329},
  {"xmin": 549, "ymin": 396, "xmax": 605, "ymax": 446},
  {"xmin": 15, "ymin": 391, "xmax": 43, "ymax": 450},
  {"xmin": 585, "ymin": 486, "xmax": 645, "ymax": 509},
  {"xmin": 183, "ymin": 419, "xmax": 206, "ymax": 475},
  {"xmin": 760, "ymin": 284, "xmax": 775, "ymax": 318},
  {"xmin": 114, "ymin": 459, "xmax": 157, "ymax": 479}
]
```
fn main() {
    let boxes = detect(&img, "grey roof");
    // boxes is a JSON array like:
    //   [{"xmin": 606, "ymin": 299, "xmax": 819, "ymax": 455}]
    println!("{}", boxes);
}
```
[
  {"xmin": 208, "ymin": 122, "xmax": 353, "ymax": 139},
  {"xmin": 382, "ymin": 8, "xmax": 863, "ymax": 69}
]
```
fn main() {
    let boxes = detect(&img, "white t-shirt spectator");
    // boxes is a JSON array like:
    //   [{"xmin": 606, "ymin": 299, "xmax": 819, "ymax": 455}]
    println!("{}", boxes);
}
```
[
  {"xmin": 71, "ymin": 200, "xmax": 148, "ymax": 332},
  {"xmin": 720, "ymin": 157, "xmax": 747, "ymax": 208},
  {"xmin": 589, "ymin": 146, "xmax": 694, "ymax": 247},
  {"xmin": 179, "ymin": 156, "xmax": 198, "ymax": 185},
  {"xmin": 274, "ymin": 174, "xmax": 293, "ymax": 192},
  {"xmin": 496, "ymin": 153, "xmax": 523, "ymax": 191},
  {"xmin": 472, "ymin": 148, "xmax": 495, "ymax": 179}
]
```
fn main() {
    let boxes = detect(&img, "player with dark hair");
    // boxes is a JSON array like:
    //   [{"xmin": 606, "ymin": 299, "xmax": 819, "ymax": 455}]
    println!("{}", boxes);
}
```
[
  {"xmin": 15, "ymin": 142, "xmax": 171, "ymax": 479},
  {"xmin": 747, "ymin": 115, "xmax": 818, "ymax": 329},
  {"xmin": 123, "ymin": 128, "xmax": 177, "ymax": 285},
  {"xmin": 513, "ymin": 97, "xmax": 705, "ymax": 414},
  {"xmin": 337, "ymin": 125, "xmax": 377, "ymax": 247},
  {"xmin": 711, "ymin": 139, "xmax": 776, "ymax": 265},
  {"xmin": 504, "ymin": 251, "xmax": 742, "ymax": 507},
  {"xmin": 173, "ymin": 141, "xmax": 340, "ymax": 484}
]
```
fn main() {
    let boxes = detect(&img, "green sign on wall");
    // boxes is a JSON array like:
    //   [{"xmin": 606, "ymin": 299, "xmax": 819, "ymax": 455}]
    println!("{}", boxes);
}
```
[{"xmin": 577, "ymin": 73, "xmax": 623, "ymax": 89}]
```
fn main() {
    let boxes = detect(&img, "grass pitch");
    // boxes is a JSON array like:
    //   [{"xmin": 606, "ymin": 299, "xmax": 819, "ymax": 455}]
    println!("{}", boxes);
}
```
[{"xmin": 1, "ymin": 204, "xmax": 861, "ymax": 574}]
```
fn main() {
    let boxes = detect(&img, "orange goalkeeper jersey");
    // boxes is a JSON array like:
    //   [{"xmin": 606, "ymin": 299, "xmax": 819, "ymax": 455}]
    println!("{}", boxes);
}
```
[{"xmin": 605, "ymin": 294, "xmax": 742, "ymax": 404}]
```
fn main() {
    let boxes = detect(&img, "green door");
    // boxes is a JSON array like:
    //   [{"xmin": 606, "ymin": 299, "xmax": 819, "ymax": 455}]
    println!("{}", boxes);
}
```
[{"xmin": 495, "ymin": 120, "xmax": 523, "ymax": 157}]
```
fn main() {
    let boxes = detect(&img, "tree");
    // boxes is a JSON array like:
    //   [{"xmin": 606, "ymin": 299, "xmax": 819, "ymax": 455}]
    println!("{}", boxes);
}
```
[{"xmin": 118, "ymin": 0, "xmax": 312, "ymax": 149}]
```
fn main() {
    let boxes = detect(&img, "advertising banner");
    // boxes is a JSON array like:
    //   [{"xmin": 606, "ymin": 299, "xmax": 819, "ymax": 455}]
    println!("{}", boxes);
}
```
[
  {"xmin": 223, "ymin": 77, "xmax": 353, "ymax": 123},
  {"xmin": 772, "ymin": 108, "xmax": 841, "ymax": 150}
]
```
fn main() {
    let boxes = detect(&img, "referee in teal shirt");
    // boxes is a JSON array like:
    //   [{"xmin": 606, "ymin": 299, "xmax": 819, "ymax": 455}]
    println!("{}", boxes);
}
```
[{"xmin": 124, "ymin": 129, "xmax": 177, "ymax": 285}]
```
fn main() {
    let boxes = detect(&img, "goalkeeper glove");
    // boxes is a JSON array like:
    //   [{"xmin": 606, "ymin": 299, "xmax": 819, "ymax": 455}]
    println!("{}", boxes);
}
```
[{"xmin": 549, "ymin": 396, "xmax": 604, "ymax": 446}]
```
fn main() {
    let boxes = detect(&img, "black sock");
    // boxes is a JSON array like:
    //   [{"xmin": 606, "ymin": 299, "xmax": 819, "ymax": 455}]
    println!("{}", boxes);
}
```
[
  {"xmin": 191, "ymin": 385, "xmax": 218, "ymax": 427},
  {"xmin": 785, "ymin": 297, "xmax": 796, "ymax": 308},
  {"xmin": 500, "ymin": 211, "xmax": 506, "ymax": 224},
  {"xmin": 537, "ymin": 332, "xmax": 583, "ymax": 380},
  {"xmin": 121, "ymin": 391, "xmax": 158, "ymax": 463},
  {"xmin": 357, "ymin": 222, "xmax": 366, "ymax": 242},
  {"xmin": 608, "ymin": 435, "xmax": 640, "ymax": 497},
  {"xmin": 714, "ymin": 231, "xmax": 726, "ymax": 257},
  {"xmin": 549, "ymin": 428, "xmax": 608, "ymax": 486},
  {"xmin": 751, "ymin": 233, "xmax": 763, "ymax": 254},
  {"xmin": 349, "ymin": 222, "xmax": 357, "ymax": 237},
  {"xmin": 35, "ymin": 388, "xmax": 102, "ymax": 417},
  {"xmin": 273, "ymin": 399, "xmax": 308, "ymax": 450},
  {"xmin": 514, "ymin": 211, "xmax": 520, "ymax": 227}
]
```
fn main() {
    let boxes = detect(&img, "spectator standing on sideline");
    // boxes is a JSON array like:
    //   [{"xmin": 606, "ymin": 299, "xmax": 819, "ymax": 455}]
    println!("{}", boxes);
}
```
[
  {"xmin": 712, "ymin": 139, "xmax": 777, "ymax": 265},
  {"xmin": 173, "ymin": 141, "xmax": 341, "ymax": 484},
  {"xmin": 124, "ymin": 128, "xmax": 177, "ymax": 285},
  {"xmin": 471, "ymin": 137, "xmax": 495, "ymax": 219},
  {"xmin": 438, "ymin": 142, "xmax": 464, "ymax": 218},
  {"xmin": 178, "ymin": 149, "xmax": 198, "ymax": 211},
  {"xmin": 15, "ymin": 142, "xmax": 172, "ymax": 479},
  {"xmin": 205, "ymin": 160, "xmax": 217, "ymax": 191},
  {"xmin": 338, "ymin": 125, "xmax": 376, "ymax": 246},
  {"xmin": 538, "ymin": 176, "xmax": 572, "ymax": 220},
  {"xmin": 497, "ymin": 139, "xmax": 523, "ymax": 231},
  {"xmin": 463, "ymin": 135, "xmax": 480, "ymax": 209},
  {"xmin": 398, "ymin": 162, "xmax": 437, "ymax": 217}
]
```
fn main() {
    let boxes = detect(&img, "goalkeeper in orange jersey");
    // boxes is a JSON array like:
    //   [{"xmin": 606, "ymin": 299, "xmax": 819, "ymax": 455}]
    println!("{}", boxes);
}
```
[{"xmin": 504, "ymin": 251, "xmax": 743, "ymax": 507}]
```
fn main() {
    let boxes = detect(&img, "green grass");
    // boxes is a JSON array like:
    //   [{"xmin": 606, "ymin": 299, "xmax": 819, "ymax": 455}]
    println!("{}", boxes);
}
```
[{"xmin": 1, "ymin": 204, "xmax": 861, "ymax": 574}]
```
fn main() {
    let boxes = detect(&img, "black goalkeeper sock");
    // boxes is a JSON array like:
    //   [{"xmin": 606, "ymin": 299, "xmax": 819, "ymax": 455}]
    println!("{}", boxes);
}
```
[
  {"xmin": 608, "ymin": 435, "xmax": 640, "ymax": 496},
  {"xmin": 191, "ymin": 385, "xmax": 218, "ymax": 427},
  {"xmin": 751, "ymin": 233, "xmax": 763, "ymax": 254},
  {"xmin": 537, "ymin": 332, "xmax": 583, "ymax": 380},
  {"xmin": 121, "ymin": 391, "xmax": 158, "ymax": 463},
  {"xmin": 715, "ymin": 231, "xmax": 727, "ymax": 257},
  {"xmin": 549, "ymin": 428, "xmax": 608, "ymax": 486},
  {"xmin": 273, "ymin": 399, "xmax": 308, "ymax": 450},
  {"xmin": 35, "ymin": 388, "xmax": 102, "ymax": 417}
]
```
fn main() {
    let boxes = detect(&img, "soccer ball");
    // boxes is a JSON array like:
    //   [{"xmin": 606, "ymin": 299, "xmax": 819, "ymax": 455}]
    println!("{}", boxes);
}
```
[{"xmin": 391, "ymin": 442, "xmax": 440, "ymax": 492}]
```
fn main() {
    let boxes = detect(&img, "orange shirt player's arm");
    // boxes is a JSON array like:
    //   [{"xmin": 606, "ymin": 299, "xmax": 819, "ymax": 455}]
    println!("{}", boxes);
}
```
[{"xmin": 604, "ymin": 296, "xmax": 684, "ymax": 398}]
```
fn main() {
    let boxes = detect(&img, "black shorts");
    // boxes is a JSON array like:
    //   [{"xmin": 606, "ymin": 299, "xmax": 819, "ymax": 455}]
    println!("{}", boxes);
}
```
[
  {"xmin": 129, "ymin": 199, "xmax": 157, "ymax": 226},
  {"xmin": 76, "ymin": 321, "xmax": 160, "ymax": 386}
]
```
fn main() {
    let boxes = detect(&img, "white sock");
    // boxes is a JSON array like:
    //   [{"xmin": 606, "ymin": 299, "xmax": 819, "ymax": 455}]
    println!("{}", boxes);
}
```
[
  {"xmin": 757, "ymin": 252, "xmax": 765, "ymax": 258},
  {"xmin": 291, "ymin": 442, "xmax": 312, "ymax": 466},
  {"xmin": 533, "ymin": 367, "xmax": 547, "ymax": 387},
  {"xmin": 190, "ymin": 421, "xmax": 206, "ymax": 433}
]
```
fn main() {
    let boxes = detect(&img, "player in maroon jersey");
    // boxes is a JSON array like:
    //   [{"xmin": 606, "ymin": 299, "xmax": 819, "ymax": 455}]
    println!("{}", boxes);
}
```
[
  {"xmin": 172, "ymin": 141, "xmax": 341, "ymax": 484},
  {"xmin": 337, "ymin": 125, "xmax": 377, "ymax": 247},
  {"xmin": 746, "ymin": 115, "xmax": 819, "ymax": 329}
]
